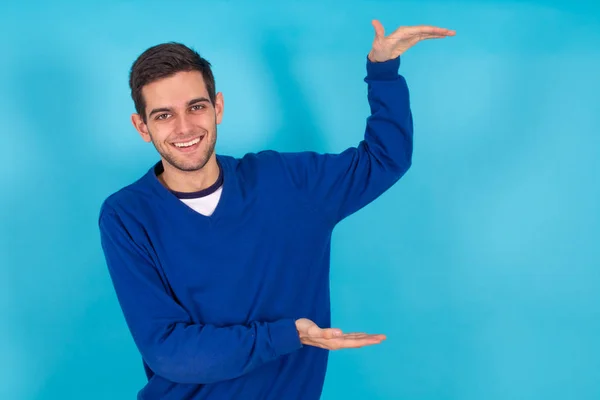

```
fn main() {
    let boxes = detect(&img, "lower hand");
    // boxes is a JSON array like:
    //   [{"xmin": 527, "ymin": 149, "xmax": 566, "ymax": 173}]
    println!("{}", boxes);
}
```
[{"xmin": 295, "ymin": 318, "xmax": 386, "ymax": 350}]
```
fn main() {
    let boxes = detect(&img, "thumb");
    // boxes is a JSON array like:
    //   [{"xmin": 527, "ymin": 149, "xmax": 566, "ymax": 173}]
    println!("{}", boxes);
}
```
[
  {"xmin": 307, "ymin": 324, "xmax": 325, "ymax": 338},
  {"xmin": 297, "ymin": 318, "xmax": 321, "ymax": 336},
  {"xmin": 371, "ymin": 19, "xmax": 385, "ymax": 39}
]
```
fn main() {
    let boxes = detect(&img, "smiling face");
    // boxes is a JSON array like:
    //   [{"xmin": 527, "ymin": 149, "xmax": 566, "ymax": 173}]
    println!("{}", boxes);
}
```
[{"xmin": 131, "ymin": 70, "xmax": 224, "ymax": 173}]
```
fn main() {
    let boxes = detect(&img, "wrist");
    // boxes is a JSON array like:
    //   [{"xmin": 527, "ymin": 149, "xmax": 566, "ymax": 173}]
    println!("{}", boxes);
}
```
[
  {"xmin": 270, "ymin": 319, "xmax": 303, "ymax": 355},
  {"xmin": 368, "ymin": 50, "xmax": 383, "ymax": 63},
  {"xmin": 366, "ymin": 54, "xmax": 400, "ymax": 80}
]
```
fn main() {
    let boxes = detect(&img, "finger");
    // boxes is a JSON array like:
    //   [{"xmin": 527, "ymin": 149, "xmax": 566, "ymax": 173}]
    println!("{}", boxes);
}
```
[
  {"xmin": 340, "ymin": 333, "xmax": 375, "ymax": 338},
  {"xmin": 307, "ymin": 326, "xmax": 343, "ymax": 339},
  {"xmin": 306, "ymin": 324, "xmax": 324, "ymax": 338},
  {"xmin": 392, "ymin": 25, "xmax": 455, "ymax": 38},
  {"xmin": 371, "ymin": 19, "xmax": 385, "ymax": 39},
  {"xmin": 343, "ymin": 333, "xmax": 382, "ymax": 339},
  {"xmin": 304, "ymin": 337, "xmax": 381, "ymax": 350},
  {"xmin": 343, "ymin": 333, "xmax": 387, "ymax": 341},
  {"xmin": 322, "ymin": 328, "xmax": 344, "ymax": 339},
  {"xmin": 332, "ymin": 335, "xmax": 386, "ymax": 347},
  {"xmin": 301, "ymin": 338, "xmax": 329, "ymax": 349},
  {"xmin": 295, "ymin": 318, "xmax": 318, "ymax": 334},
  {"xmin": 337, "ymin": 337, "xmax": 385, "ymax": 349},
  {"xmin": 418, "ymin": 34, "xmax": 452, "ymax": 41},
  {"xmin": 305, "ymin": 334, "xmax": 386, "ymax": 350},
  {"xmin": 416, "ymin": 26, "xmax": 456, "ymax": 36},
  {"xmin": 407, "ymin": 25, "xmax": 455, "ymax": 35}
]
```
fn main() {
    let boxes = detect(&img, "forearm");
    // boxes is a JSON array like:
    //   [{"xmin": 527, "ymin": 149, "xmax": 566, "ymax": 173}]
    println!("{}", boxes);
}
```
[
  {"xmin": 99, "ymin": 207, "xmax": 302, "ymax": 385},
  {"xmin": 265, "ymin": 55, "xmax": 413, "ymax": 223},
  {"xmin": 362, "ymin": 55, "xmax": 413, "ymax": 180},
  {"xmin": 138, "ymin": 317, "xmax": 302, "ymax": 384},
  {"xmin": 323, "ymin": 55, "xmax": 414, "ymax": 221}
]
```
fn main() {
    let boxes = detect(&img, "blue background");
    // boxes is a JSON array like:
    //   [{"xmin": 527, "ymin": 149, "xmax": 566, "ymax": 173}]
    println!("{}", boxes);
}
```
[{"xmin": 2, "ymin": 1, "xmax": 599, "ymax": 399}]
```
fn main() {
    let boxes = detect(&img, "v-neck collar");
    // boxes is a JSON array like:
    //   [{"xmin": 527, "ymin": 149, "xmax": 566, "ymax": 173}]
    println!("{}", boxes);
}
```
[
  {"xmin": 169, "ymin": 162, "xmax": 224, "ymax": 199},
  {"xmin": 143, "ymin": 154, "xmax": 236, "ymax": 224}
]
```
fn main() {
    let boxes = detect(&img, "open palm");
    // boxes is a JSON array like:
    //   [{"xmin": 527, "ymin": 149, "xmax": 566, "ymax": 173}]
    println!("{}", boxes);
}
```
[
  {"xmin": 368, "ymin": 20, "xmax": 456, "ymax": 62},
  {"xmin": 295, "ymin": 318, "xmax": 386, "ymax": 350}
]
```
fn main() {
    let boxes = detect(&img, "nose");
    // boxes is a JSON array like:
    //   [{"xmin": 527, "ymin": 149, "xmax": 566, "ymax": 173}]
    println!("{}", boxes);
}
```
[{"xmin": 174, "ymin": 114, "xmax": 195, "ymax": 136}]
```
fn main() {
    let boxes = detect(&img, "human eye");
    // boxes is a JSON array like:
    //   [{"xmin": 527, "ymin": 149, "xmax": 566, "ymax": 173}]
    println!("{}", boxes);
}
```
[
  {"xmin": 156, "ymin": 113, "xmax": 171, "ymax": 120},
  {"xmin": 190, "ymin": 104, "xmax": 205, "ymax": 111}
]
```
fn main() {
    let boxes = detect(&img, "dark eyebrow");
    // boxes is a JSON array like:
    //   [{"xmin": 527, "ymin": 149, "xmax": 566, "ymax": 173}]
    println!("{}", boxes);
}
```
[
  {"xmin": 148, "ymin": 97, "xmax": 211, "ymax": 118},
  {"xmin": 148, "ymin": 107, "xmax": 172, "ymax": 118},
  {"xmin": 188, "ymin": 97, "xmax": 210, "ymax": 106}
]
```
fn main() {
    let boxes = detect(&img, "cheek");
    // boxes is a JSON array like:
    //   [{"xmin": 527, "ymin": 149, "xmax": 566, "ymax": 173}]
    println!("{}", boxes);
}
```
[
  {"xmin": 148, "ymin": 125, "xmax": 173, "ymax": 144},
  {"xmin": 193, "ymin": 112, "xmax": 216, "ymax": 127}
]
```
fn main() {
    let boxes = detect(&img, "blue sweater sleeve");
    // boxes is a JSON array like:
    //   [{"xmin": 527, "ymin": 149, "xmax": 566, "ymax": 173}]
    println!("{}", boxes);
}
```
[
  {"xmin": 98, "ymin": 206, "xmax": 302, "ymax": 384},
  {"xmin": 273, "ymin": 55, "xmax": 413, "ymax": 224}
]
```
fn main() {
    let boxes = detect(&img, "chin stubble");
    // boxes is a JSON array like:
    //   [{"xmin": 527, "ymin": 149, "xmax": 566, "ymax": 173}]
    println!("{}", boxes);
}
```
[{"xmin": 158, "ymin": 135, "xmax": 216, "ymax": 172}]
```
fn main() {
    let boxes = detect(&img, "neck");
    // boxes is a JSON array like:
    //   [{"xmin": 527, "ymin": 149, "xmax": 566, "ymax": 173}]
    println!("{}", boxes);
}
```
[{"xmin": 158, "ymin": 154, "xmax": 220, "ymax": 193}]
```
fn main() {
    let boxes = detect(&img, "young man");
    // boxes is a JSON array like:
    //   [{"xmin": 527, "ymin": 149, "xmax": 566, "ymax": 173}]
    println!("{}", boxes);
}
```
[{"xmin": 98, "ymin": 20, "xmax": 454, "ymax": 400}]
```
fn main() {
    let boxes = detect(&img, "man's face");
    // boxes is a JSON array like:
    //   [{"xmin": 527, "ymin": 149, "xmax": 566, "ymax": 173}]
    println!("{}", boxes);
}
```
[{"xmin": 132, "ymin": 70, "xmax": 223, "ymax": 172}]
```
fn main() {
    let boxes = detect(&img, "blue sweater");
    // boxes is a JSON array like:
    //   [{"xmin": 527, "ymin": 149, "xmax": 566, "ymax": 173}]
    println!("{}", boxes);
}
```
[{"xmin": 98, "ymin": 55, "xmax": 413, "ymax": 400}]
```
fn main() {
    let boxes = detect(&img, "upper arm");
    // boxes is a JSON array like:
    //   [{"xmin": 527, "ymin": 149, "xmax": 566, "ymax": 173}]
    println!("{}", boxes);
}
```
[
  {"xmin": 253, "ymin": 57, "xmax": 413, "ymax": 224},
  {"xmin": 98, "ymin": 205, "xmax": 191, "ymax": 357}
]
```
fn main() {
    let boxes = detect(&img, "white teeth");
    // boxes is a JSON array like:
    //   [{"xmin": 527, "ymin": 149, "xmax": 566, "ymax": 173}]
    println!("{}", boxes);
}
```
[{"xmin": 174, "ymin": 137, "xmax": 201, "ymax": 148}]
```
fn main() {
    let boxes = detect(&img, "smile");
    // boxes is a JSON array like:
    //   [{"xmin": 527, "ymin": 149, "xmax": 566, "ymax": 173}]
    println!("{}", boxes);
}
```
[
  {"xmin": 173, "ymin": 136, "xmax": 203, "ymax": 148},
  {"xmin": 171, "ymin": 135, "xmax": 206, "ymax": 152}
]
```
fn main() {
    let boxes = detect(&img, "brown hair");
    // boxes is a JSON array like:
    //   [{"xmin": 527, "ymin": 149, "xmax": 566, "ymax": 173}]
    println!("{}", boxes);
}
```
[{"xmin": 129, "ymin": 42, "xmax": 216, "ymax": 122}]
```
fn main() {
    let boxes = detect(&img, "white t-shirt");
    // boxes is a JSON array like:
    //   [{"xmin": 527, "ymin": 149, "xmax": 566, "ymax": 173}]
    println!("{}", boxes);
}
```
[
  {"xmin": 179, "ymin": 185, "xmax": 222, "ymax": 216},
  {"xmin": 168, "ymin": 165, "xmax": 224, "ymax": 216}
]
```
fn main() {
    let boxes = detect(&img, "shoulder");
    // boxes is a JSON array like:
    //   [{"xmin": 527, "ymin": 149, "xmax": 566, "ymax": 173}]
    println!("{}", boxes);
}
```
[
  {"xmin": 231, "ymin": 150, "xmax": 319, "ymax": 175},
  {"xmin": 98, "ymin": 164, "xmax": 159, "ymax": 226},
  {"xmin": 220, "ymin": 150, "xmax": 319, "ymax": 205}
]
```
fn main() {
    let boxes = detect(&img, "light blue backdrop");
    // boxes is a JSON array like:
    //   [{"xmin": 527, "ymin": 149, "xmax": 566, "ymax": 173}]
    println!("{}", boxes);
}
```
[{"xmin": 1, "ymin": 1, "xmax": 599, "ymax": 399}]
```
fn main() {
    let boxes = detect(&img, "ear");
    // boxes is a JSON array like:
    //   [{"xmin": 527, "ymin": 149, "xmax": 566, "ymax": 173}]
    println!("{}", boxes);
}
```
[
  {"xmin": 215, "ymin": 92, "xmax": 224, "ymax": 125},
  {"xmin": 131, "ymin": 113, "xmax": 152, "ymax": 142}
]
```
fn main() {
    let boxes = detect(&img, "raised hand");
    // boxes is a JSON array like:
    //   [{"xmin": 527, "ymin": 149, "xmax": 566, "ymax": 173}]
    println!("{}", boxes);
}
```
[
  {"xmin": 295, "ymin": 318, "xmax": 386, "ymax": 350},
  {"xmin": 368, "ymin": 19, "xmax": 456, "ymax": 62}
]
